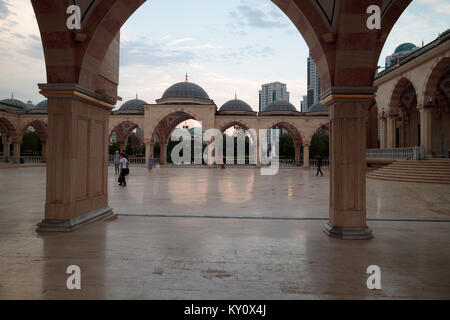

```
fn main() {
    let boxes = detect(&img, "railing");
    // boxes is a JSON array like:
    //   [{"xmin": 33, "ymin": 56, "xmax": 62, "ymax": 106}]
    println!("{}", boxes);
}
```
[
  {"xmin": 109, "ymin": 157, "xmax": 160, "ymax": 167},
  {"xmin": 307, "ymin": 159, "xmax": 329, "ymax": 168},
  {"xmin": 22, "ymin": 156, "xmax": 43, "ymax": 163},
  {"xmin": 366, "ymin": 147, "xmax": 424, "ymax": 160}
]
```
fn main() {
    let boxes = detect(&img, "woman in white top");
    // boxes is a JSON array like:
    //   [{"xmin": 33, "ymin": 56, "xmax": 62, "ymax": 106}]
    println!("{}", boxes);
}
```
[{"xmin": 119, "ymin": 153, "xmax": 129, "ymax": 186}]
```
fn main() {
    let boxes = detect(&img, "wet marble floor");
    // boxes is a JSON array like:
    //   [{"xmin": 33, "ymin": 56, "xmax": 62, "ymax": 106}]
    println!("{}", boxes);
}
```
[{"xmin": 0, "ymin": 166, "xmax": 449, "ymax": 299}]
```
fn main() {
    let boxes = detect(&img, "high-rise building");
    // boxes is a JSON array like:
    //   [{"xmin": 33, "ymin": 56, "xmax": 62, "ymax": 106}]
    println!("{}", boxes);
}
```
[
  {"xmin": 385, "ymin": 42, "xmax": 419, "ymax": 68},
  {"xmin": 305, "ymin": 51, "xmax": 321, "ymax": 112},
  {"xmin": 300, "ymin": 95, "xmax": 307, "ymax": 112},
  {"xmin": 258, "ymin": 82, "xmax": 290, "ymax": 112}
]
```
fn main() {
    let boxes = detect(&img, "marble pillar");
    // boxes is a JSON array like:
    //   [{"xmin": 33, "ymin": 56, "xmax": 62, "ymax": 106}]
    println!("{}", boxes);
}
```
[
  {"xmin": 418, "ymin": 105, "xmax": 433, "ymax": 156},
  {"xmin": 36, "ymin": 84, "xmax": 115, "ymax": 232},
  {"xmin": 379, "ymin": 116, "xmax": 387, "ymax": 149},
  {"xmin": 295, "ymin": 142, "xmax": 301, "ymax": 166},
  {"xmin": 323, "ymin": 89, "xmax": 374, "ymax": 240},
  {"xmin": 145, "ymin": 141, "xmax": 154, "ymax": 165},
  {"xmin": 303, "ymin": 144, "xmax": 310, "ymax": 168},
  {"xmin": 160, "ymin": 143, "xmax": 167, "ymax": 164},
  {"xmin": 386, "ymin": 116, "xmax": 397, "ymax": 148},
  {"xmin": 2, "ymin": 136, "xmax": 10, "ymax": 162},
  {"xmin": 13, "ymin": 142, "xmax": 20, "ymax": 164}
]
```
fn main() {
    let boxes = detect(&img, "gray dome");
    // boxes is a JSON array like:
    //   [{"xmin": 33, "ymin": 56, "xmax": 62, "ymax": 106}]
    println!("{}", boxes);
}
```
[
  {"xmin": 263, "ymin": 100, "xmax": 297, "ymax": 112},
  {"xmin": 0, "ymin": 98, "xmax": 28, "ymax": 109},
  {"xmin": 308, "ymin": 102, "xmax": 327, "ymax": 113},
  {"xmin": 162, "ymin": 82, "xmax": 209, "ymax": 100},
  {"xmin": 395, "ymin": 43, "xmax": 417, "ymax": 53},
  {"xmin": 120, "ymin": 99, "xmax": 147, "ymax": 111},
  {"xmin": 34, "ymin": 100, "xmax": 48, "ymax": 110},
  {"xmin": 219, "ymin": 99, "xmax": 253, "ymax": 112}
]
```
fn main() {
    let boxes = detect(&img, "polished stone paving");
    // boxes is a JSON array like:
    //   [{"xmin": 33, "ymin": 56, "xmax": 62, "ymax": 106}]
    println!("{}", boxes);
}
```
[{"xmin": 0, "ymin": 166, "xmax": 450, "ymax": 299}]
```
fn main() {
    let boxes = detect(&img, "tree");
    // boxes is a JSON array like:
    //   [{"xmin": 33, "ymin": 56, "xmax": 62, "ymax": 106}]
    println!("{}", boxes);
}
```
[
  {"xmin": 21, "ymin": 130, "xmax": 41, "ymax": 155},
  {"xmin": 310, "ymin": 129, "xmax": 329, "ymax": 158}
]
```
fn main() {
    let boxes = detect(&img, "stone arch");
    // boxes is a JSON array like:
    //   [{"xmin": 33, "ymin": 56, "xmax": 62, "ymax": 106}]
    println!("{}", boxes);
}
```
[
  {"xmin": 109, "ymin": 120, "xmax": 142, "ymax": 142},
  {"xmin": 19, "ymin": 120, "xmax": 48, "ymax": 143},
  {"xmin": 150, "ymin": 110, "xmax": 202, "ymax": 145},
  {"xmin": 422, "ymin": 55, "xmax": 450, "ymax": 105},
  {"xmin": 388, "ymin": 76, "xmax": 418, "ymax": 114},
  {"xmin": 0, "ymin": 117, "xmax": 18, "ymax": 141},
  {"xmin": 304, "ymin": 119, "xmax": 330, "ymax": 144},
  {"xmin": 266, "ymin": 119, "xmax": 304, "ymax": 143}
]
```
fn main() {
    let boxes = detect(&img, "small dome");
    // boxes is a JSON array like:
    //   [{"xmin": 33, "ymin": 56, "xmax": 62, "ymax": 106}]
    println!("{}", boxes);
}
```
[
  {"xmin": 26, "ymin": 100, "xmax": 36, "ymax": 109},
  {"xmin": 219, "ymin": 99, "xmax": 253, "ymax": 112},
  {"xmin": 263, "ymin": 100, "xmax": 297, "ymax": 112},
  {"xmin": 0, "ymin": 98, "xmax": 28, "ymax": 110},
  {"xmin": 395, "ymin": 43, "xmax": 417, "ymax": 54},
  {"xmin": 119, "ymin": 99, "xmax": 147, "ymax": 111},
  {"xmin": 307, "ymin": 102, "xmax": 328, "ymax": 113},
  {"xmin": 34, "ymin": 100, "xmax": 48, "ymax": 110},
  {"xmin": 161, "ymin": 82, "xmax": 210, "ymax": 100}
]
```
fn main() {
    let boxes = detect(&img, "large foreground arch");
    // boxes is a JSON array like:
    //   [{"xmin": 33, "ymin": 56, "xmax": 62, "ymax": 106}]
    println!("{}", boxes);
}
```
[{"xmin": 31, "ymin": 0, "xmax": 412, "ymax": 238}]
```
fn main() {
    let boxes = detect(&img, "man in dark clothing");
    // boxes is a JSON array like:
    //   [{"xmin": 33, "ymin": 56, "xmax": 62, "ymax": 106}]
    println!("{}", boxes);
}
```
[{"xmin": 316, "ymin": 155, "xmax": 323, "ymax": 177}]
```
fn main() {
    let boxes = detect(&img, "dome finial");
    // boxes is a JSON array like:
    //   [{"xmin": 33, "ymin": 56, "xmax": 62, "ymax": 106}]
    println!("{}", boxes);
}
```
[
  {"xmin": 136, "ymin": 92, "xmax": 138, "ymax": 100},
  {"xmin": 421, "ymin": 40, "xmax": 424, "ymax": 47},
  {"xmin": 185, "ymin": 72, "xmax": 188, "ymax": 82},
  {"xmin": 235, "ymin": 92, "xmax": 237, "ymax": 100},
  {"xmin": 11, "ymin": 92, "xmax": 14, "ymax": 99},
  {"xmin": 438, "ymin": 33, "xmax": 441, "ymax": 41}
]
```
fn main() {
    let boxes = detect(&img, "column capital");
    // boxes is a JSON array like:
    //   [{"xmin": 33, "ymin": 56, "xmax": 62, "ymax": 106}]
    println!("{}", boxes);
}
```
[
  {"xmin": 416, "ymin": 103, "xmax": 436, "ymax": 111},
  {"xmin": 38, "ymin": 83, "xmax": 116, "ymax": 110},
  {"xmin": 321, "ymin": 86, "xmax": 377, "ymax": 106}
]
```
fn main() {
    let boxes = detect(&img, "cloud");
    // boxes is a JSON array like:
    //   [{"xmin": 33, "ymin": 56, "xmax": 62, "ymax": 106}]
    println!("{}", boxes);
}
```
[
  {"xmin": 168, "ymin": 37, "xmax": 194, "ymax": 46},
  {"xmin": 120, "ymin": 38, "xmax": 197, "ymax": 67},
  {"xmin": 418, "ymin": 0, "xmax": 450, "ymax": 15},
  {"xmin": 228, "ymin": 2, "xmax": 289, "ymax": 30}
]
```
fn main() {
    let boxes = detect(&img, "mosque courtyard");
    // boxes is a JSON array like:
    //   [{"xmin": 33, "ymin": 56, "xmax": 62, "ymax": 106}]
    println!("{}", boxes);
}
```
[{"xmin": 0, "ymin": 166, "xmax": 449, "ymax": 299}]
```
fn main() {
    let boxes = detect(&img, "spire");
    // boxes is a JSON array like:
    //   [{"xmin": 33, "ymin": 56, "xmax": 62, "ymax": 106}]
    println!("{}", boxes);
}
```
[{"xmin": 185, "ymin": 72, "xmax": 188, "ymax": 82}]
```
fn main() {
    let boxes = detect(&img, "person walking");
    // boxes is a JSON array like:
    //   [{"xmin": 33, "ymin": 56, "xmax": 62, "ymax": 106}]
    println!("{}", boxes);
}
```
[
  {"xmin": 113, "ymin": 150, "xmax": 120, "ymax": 174},
  {"xmin": 316, "ymin": 154, "xmax": 323, "ymax": 177},
  {"xmin": 148, "ymin": 153, "xmax": 154, "ymax": 172},
  {"xmin": 118, "ymin": 152, "xmax": 129, "ymax": 186}
]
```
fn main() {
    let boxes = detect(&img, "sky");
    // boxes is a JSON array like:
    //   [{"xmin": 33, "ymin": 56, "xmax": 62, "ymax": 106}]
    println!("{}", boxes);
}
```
[{"xmin": 0, "ymin": 0, "xmax": 449, "ymax": 111}]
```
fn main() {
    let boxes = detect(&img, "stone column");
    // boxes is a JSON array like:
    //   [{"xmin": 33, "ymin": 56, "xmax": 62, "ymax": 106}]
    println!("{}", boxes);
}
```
[
  {"xmin": 295, "ymin": 142, "xmax": 301, "ymax": 166},
  {"xmin": 145, "ymin": 141, "xmax": 154, "ymax": 165},
  {"xmin": 323, "ymin": 89, "xmax": 374, "ymax": 240},
  {"xmin": 418, "ymin": 105, "xmax": 433, "ymax": 155},
  {"xmin": 13, "ymin": 142, "xmax": 21, "ymax": 164},
  {"xmin": 36, "ymin": 84, "xmax": 114, "ymax": 232},
  {"xmin": 2, "ymin": 136, "xmax": 10, "ymax": 162},
  {"xmin": 160, "ymin": 143, "xmax": 167, "ymax": 164},
  {"xmin": 119, "ymin": 142, "xmax": 126, "ymax": 153},
  {"xmin": 379, "ymin": 116, "xmax": 387, "ymax": 149},
  {"xmin": 41, "ymin": 141, "xmax": 47, "ymax": 162},
  {"xmin": 386, "ymin": 116, "xmax": 397, "ymax": 148},
  {"xmin": 303, "ymin": 144, "xmax": 310, "ymax": 168}
]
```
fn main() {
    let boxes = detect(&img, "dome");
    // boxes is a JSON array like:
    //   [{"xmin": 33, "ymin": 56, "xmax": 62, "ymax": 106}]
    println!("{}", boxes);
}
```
[
  {"xmin": 119, "ymin": 99, "xmax": 147, "ymax": 111},
  {"xmin": 219, "ymin": 99, "xmax": 253, "ymax": 112},
  {"xmin": 307, "ymin": 102, "xmax": 328, "ymax": 113},
  {"xmin": 26, "ymin": 101, "xmax": 36, "ymax": 109},
  {"xmin": 161, "ymin": 82, "xmax": 209, "ymax": 100},
  {"xmin": 263, "ymin": 100, "xmax": 298, "ymax": 112},
  {"xmin": 0, "ymin": 98, "xmax": 28, "ymax": 110},
  {"xmin": 394, "ymin": 43, "xmax": 417, "ymax": 53},
  {"xmin": 34, "ymin": 100, "xmax": 48, "ymax": 110}
]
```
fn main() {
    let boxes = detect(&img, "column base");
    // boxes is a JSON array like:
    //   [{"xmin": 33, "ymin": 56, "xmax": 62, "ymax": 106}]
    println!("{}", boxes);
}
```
[
  {"xmin": 323, "ymin": 222, "xmax": 373, "ymax": 240},
  {"xmin": 36, "ymin": 206, "xmax": 115, "ymax": 232}
]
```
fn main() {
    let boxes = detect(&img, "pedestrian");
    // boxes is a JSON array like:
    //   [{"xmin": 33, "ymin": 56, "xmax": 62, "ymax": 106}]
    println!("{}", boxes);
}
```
[
  {"xmin": 113, "ymin": 150, "xmax": 120, "ymax": 174},
  {"xmin": 316, "ymin": 154, "xmax": 323, "ymax": 177},
  {"xmin": 118, "ymin": 152, "xmax": 129, "ymax": 186},
  {"xmin": 148, "ymin": 153, "xmax": 154, "ymax": 172}
]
